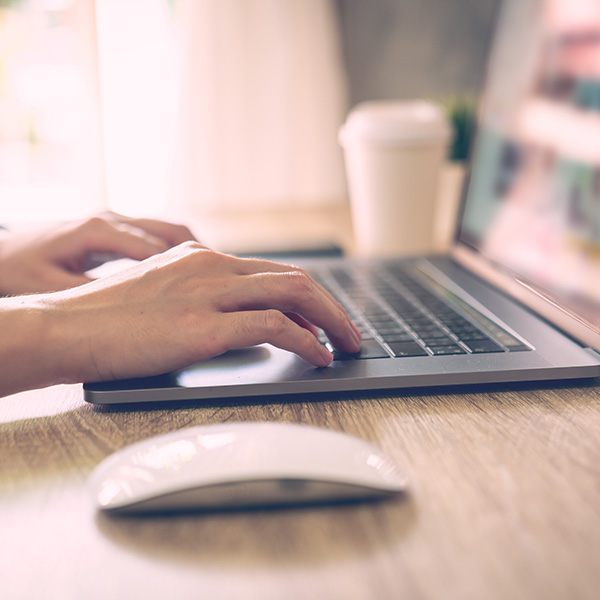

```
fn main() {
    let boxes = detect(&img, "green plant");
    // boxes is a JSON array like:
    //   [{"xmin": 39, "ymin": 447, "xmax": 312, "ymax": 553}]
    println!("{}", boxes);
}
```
[
  {"xmin": 0, "ymin": 0, "xmax": 26, "ymax": 8},
  {"xmin": 443, "ymin": 95, "xmax": 477, "ymax": 162}
]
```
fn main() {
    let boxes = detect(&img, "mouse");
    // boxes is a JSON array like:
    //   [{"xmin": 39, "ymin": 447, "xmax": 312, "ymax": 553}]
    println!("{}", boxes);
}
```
[{"xmin": 89, "ymin": 422, "xmax": 407, "ymax": 513}]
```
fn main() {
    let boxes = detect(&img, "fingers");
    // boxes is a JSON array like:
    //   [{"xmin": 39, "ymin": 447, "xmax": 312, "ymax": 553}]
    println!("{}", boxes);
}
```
[
  {"xmin": 222, "ymin": 310, "xmax": 335, "ymax": 367},
  {"xmin": 73, "ymin": 217, "xmax": 174, "ymax": 265},
  {"xmin": 214, "ymin": 269, "xmax": 361, "ymax": 354},
  {"xmin": 165, "ymin": 247, "xmax": 361, "ymax": 355},
  {"xmin": 72, "ymin": 213, "xmax": 197, "ymax": 268},
  {"xmin": 102, "ymin": 212, "xmax": 197, "ymax": 247},
  {"xmin": 232, "ymin": 257, "xmax": 342, "ymax": 307},
  {"xmin": 285, "ymin": 312, "xmax": 320, "ymax": 339},
  {"xmin": 152, "ymin": 245, "xmax": 361, "ymax": 358}
]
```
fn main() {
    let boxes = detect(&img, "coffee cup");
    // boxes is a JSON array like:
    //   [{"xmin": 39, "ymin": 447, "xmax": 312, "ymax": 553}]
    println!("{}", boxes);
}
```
[{"xmin": 339, "ymin": 100, "xmax": 451, "ymax": 256}]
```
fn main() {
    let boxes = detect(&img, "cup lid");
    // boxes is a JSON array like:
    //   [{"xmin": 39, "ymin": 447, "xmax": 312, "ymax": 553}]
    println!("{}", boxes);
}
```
[{"xmin": 339, "ymin": 100, "xmax": 452, "ymax": 146}]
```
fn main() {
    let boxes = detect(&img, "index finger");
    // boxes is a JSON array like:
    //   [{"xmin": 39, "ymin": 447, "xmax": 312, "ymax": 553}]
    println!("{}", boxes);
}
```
[
  {"xmin": 230, "ymin": 257, "xmax": 345, "ymax": 313},
  {"xmin": 217, "ymin": 270, "xmax": 362, "ymax": 354}
]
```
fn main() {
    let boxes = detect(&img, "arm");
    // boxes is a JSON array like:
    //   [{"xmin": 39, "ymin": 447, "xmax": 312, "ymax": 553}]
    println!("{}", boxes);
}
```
[{"xmin": 0, "ymin": 243, "xmax": 361, "ymax": 398}]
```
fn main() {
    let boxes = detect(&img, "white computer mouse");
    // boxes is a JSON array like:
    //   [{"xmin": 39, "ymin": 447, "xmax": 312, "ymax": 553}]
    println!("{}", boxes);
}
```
[{"xmin": 89, "ymin": 422, "xmax": 407, "ymax": 513}]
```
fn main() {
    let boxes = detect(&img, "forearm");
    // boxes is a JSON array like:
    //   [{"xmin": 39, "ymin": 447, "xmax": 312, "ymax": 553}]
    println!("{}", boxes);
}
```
[{"xmin": 0, "ymin": 295, "xmax": 79, "ymax": 397}]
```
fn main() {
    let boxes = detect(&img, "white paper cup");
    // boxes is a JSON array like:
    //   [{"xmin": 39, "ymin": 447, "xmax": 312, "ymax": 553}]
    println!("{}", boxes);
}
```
[{"xmin": 339, "ymin": 100, "xmax": 451, "ymax": 256}]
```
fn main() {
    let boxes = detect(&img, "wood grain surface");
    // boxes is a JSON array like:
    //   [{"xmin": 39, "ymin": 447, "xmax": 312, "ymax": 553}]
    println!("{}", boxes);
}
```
[{"xmin": 1, "ymin": 378, "xmax": 600, "ymax": 600}]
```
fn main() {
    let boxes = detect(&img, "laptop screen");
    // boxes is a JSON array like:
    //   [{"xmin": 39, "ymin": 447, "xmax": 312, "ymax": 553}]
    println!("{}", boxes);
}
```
[{"xmin": 459, "ymin": 0, "xmax": 600, "ymax": 326}]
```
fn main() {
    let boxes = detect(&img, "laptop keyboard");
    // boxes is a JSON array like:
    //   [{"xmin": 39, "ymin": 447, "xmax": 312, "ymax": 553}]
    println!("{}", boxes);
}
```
[{"xmin": 311, "ymin": 263, "xmax": 531, "ymax": 360}]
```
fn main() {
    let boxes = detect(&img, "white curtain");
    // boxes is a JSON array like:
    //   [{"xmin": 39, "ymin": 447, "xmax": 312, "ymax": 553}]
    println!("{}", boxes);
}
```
[
  {"xmin": 95, "ymin": 0, "xmax": 178, "ymax": 217},
  {"xmin": 169, "ymin": 0, "xmax": 349, "ymax": 214}
]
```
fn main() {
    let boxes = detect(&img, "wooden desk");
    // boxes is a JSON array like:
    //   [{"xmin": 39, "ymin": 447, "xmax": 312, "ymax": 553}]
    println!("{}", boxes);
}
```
[{"xmin": 2, "ymin": 378, "xmax": 600, "ymax": 600}]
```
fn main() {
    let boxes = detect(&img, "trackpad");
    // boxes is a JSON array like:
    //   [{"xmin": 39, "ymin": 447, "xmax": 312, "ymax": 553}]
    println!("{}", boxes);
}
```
[{"xmin": 176, "ymin": 345, "xmax": 305, "ymax": 388}]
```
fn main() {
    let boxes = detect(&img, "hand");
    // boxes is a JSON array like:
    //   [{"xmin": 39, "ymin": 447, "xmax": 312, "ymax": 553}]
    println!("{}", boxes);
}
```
[
  {"xmin": 45, "ymin": 242, "xmax": 362, "ymax": 385},
  {"xmin": 0, "ymin": 211, "xmax": 196, "ymax": 295}
]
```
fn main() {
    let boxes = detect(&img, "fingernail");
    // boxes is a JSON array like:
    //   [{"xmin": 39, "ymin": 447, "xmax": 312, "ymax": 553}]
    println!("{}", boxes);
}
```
[{"xmin": 319, "ymin": 344, "xmax": 334, "ymax": 365}]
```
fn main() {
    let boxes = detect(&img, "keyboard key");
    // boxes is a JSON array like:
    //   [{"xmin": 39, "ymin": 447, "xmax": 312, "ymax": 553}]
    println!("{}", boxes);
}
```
[
  {"xmin": 374, "ymin": 325, "xmax": 406, "ymax": 336},
  {"xmin": 505, "ymin": 343, "xmax": 531, "ymax": 352},
  {"xmin": 332, "ymin": 340, "xmax": 390, "ymax": 361},
  {"xmin": 381, "ymin": 332, "xmax": 414, "ymax": 343},
  {"xmin": 387, "ymin": 341, "xmax": 428, "ymax": 357},
  {"xmin": 458, "ymin": 331, "xmax": 490, "ymax": 341},
  {"xmin": 428, "ymin": 345, "xmax": 466, "ymax": 355},
  {"xmin": 463, "ymin": 339, "xmax": 504, "ymax": 353},
  {"xmin": 368, "ymin": 320, "xmax": 399, "ymax": 330},
  {"xmin": 420, "ymin": 338, "xmax": 454, "ymax": 348},
  {"xmin": 355, "ymin": 340, "xmax": 391, "ymax": 359},
  {"xmin": 419, "ymin": 330, "xmax": 452, "ymax": 341}
]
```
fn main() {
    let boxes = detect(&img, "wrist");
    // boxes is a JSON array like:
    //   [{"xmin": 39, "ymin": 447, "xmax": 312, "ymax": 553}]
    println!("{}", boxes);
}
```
[{"xmin": 0, "ymin": 294, "xmax": 82, "ymax": 396}]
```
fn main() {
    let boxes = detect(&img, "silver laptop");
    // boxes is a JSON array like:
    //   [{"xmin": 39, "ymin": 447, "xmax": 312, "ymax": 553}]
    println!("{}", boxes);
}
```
[{"xmin": 84, "ymin": 0, "xmax": 600, "ymax": 405}]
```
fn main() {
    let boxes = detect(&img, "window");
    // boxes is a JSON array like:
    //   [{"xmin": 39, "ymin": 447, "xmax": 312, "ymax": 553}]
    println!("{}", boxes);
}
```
[
  {"xmin": 0, "ymin": 0, "xmax": 348, "ymax": 223},
  {"xmin": 0, "ymin": 0, "xmax": 103, "ymax": 221}
]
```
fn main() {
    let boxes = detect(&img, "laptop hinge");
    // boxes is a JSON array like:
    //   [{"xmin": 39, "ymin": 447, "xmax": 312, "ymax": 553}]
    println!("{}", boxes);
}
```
[{"xmin": 585, "ymin": 347, "xmax": 600, "ymax": 361}]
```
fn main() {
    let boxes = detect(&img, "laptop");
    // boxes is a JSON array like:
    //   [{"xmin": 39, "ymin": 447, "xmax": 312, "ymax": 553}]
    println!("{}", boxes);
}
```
[{"xmin": 84, "ymin": 0, "xmax": 600, "ymax": 405}]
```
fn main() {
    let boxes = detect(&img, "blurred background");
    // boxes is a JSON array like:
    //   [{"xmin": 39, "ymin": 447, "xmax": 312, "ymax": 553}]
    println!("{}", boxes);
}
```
[
  {"xmin": 337, "ymin": 0, "xmax": 496, "ymax": 104},
  {"xmin": 0, "ymin": 0, "xmax": 497, "ymax": 224}
]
